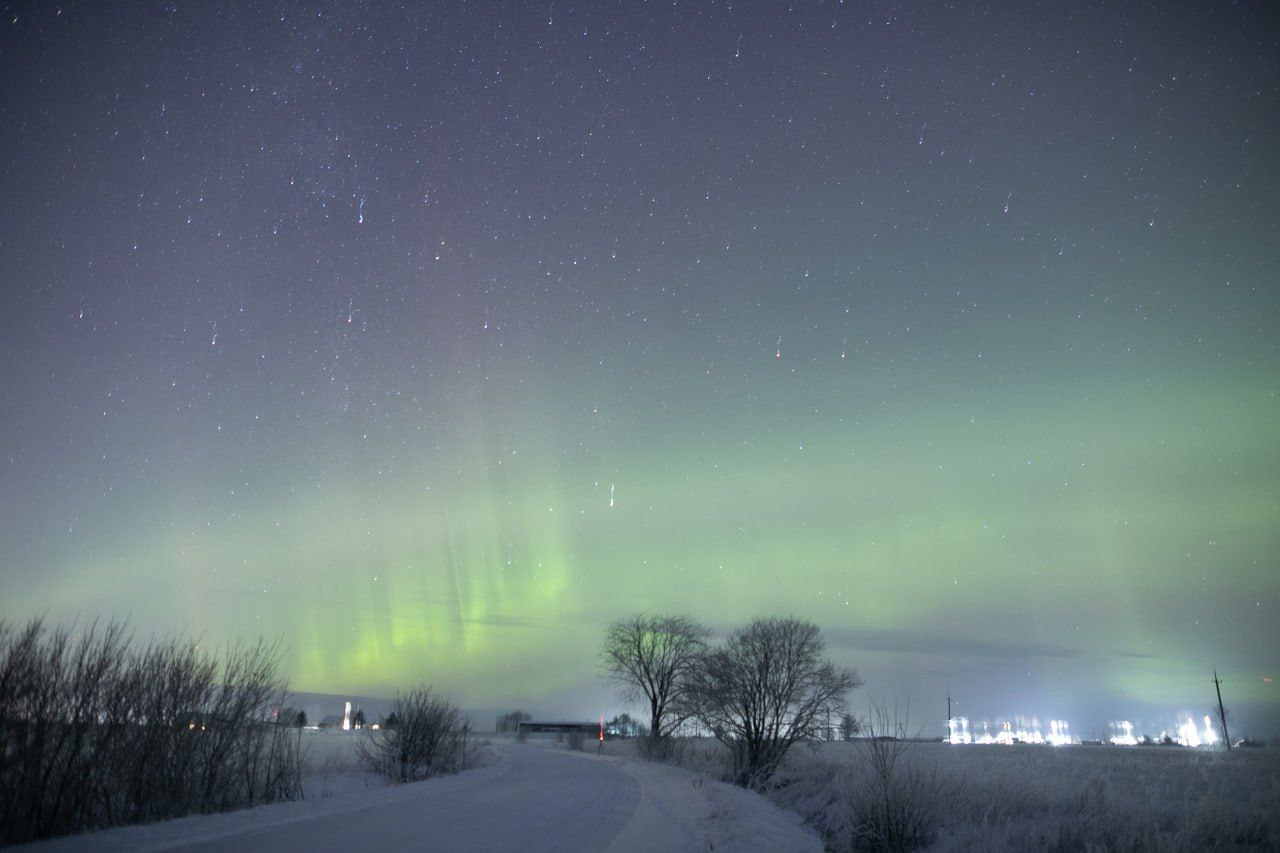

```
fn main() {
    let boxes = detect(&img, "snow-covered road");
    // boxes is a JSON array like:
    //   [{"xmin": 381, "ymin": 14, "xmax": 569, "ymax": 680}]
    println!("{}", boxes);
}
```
[{"xmin": 29, "ymin": 742, "xmax": 821, "ymax": 852}]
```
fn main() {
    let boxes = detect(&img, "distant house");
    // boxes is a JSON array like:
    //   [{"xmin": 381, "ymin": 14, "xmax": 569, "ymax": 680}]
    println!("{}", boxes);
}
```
[
  {"xmin": 517, "ymin": 721, "xmax": 601, "ymax": 738},
  {"xmin": 317, "ymin": 701, "xmax": 353, "ymax": 731},
  {"xmin": 317, "ymin": 715, "xmax": 345, "ymax": 730}
]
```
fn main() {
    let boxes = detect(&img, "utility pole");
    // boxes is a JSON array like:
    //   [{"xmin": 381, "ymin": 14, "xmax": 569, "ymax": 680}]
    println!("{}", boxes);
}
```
[
  {"xmin": 1213, "ymin": 668, "xmax": 1231, "ymax": 751},
  {"xmin": 946, "ymin": 689, "xmax": 952, "ymax": 742}
]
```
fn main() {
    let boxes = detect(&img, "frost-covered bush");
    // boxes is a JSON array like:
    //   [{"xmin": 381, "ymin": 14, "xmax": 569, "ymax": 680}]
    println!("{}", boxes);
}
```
[
  {"xmin": 362, "ymin": 686, "xmax": 470, "ymax": 782},
  {"xmin": 757, "ymin": 704, "xmax": 945, "ymax": 851},
  {"xmin": 851, "ymin": 743, "xmax": 942, "ymax": 848},
  {"xmin": 846, "ymin": 702, "xmax": 943, "ymax": 851}
]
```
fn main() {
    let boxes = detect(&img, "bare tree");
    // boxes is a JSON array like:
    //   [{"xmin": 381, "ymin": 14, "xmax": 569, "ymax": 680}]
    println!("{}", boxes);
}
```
[
  {"xmin": 600, "ymin": 613, "xmax": 709, "ymax": 756},
  {"xmin": 690, "ymin": 616, "xmax": 861, "ymax": 788},
  {"xmin": 495, "ymin": 709, "xmax": 531, "ymax": 733},
  {"xmin": 840, "ymin": 712, "xmax": 861, "ymax": 741}
]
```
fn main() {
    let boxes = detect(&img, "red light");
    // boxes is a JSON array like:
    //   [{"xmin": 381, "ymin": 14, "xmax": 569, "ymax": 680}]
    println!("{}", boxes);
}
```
[{"xmin": 599, "ymin": 715, "xmax": 605, "ymax": 741}]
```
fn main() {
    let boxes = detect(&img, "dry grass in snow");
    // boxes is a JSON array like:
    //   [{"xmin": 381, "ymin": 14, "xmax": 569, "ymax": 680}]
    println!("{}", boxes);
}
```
[{"xmin": 605, "ymin": 737, "xmax": 1280, "ymax": 851}]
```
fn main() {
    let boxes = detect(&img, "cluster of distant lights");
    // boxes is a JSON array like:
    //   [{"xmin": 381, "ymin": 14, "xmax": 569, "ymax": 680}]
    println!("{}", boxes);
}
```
[
  {"xmin": 1103, "ymin": 716, "xmax": 1219, "ymax": 748},
  {"xmin": 947, "ymin": 717, "xmax": 1075, "ymax": 746},
  {"xmin": 947, "ymin": 715, "xmax": 1220, "ymax": 748}
]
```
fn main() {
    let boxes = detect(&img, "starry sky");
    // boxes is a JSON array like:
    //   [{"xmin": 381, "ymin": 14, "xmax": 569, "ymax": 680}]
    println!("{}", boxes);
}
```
[{"xmin": 1, "ymin": 1, "xmax": 1277, "ymax": 737}]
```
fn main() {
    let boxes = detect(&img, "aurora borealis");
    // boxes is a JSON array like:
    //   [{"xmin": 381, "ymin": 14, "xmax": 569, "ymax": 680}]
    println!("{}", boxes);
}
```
[{"xmin": 1, "ymin": 1, "xmax": 1277, "ymax": 736}]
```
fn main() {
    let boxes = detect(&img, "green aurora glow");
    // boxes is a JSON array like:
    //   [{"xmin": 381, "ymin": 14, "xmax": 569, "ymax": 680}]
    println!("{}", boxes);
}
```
[{"xmin": 1, "ymin": 1, "xmax": 1276, "ymax": 736}]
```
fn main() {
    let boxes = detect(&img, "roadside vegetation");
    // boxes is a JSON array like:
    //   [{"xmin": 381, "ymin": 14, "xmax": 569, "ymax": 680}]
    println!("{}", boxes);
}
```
[
  {"xmin": 765, "ymin": 737, "xmax": 1279, "ymax": 851},
  {"xmin": 600, "ymin": 612, "xmax": 1279, "ymax": 851},
  {"xmin": 361, "ymin": 686, "xmax": 476, "ymax": 782},
  {"xmin": 0, "ymin": 617, "xmax": 303, "ymax": 845}
]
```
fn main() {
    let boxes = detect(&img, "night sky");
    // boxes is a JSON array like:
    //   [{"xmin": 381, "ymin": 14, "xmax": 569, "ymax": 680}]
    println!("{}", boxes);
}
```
[{"xmin": 2, "ymin": 1, "xmax": 1277, "ymax": 738}]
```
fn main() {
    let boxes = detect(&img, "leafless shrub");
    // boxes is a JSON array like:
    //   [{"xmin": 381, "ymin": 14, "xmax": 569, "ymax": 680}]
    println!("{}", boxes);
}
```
[
  {"xmin": 849, "ymin": 700, "xmax": 943, "ymax": 852},
  {"xmin": 0, "ymin": 618, "xmax": 302, "ymax": 845},
  {"xmin": 0, "ymin": 619, "xmax": 131, "ymax": 840},
  {"xmin": 362, "ymin": 686, "xmax": 470, "ymax": 783}
]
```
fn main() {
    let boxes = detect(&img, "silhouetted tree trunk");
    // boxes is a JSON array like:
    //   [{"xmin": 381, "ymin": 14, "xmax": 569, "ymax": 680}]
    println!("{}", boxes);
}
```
[
  {"xmin": 689, "ymin": 616, "xmax": 861, "ymax": 788},
  {"xmin": 600, "ymin": 614, "xmax": 709, "ymax": 757}
]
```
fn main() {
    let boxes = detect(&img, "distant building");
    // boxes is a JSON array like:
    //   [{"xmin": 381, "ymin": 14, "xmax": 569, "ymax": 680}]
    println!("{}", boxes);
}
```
[
  {"xmin": 517, "ymin": 721, "xmax": 601, "ymax": 738},
  {"xmin": 318, "ymin": 700, "xmax": 355, "ymax": 731}
]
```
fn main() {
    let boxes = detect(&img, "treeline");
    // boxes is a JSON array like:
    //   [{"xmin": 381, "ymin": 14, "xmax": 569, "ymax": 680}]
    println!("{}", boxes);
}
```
[
  {"xmin": 0, "ymin": 618, "xmax": 303, "ymax": 845},
  {"xmin": 495, "ymin": 709, "xmax": 531, "ymax": 733}
]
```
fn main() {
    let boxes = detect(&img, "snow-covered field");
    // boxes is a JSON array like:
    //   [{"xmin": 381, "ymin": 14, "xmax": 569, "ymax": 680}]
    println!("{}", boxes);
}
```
[
  {"xmin": 601, "ymin": 737, "xmax": 1280, "ymax": 850},
  {"xmin": 296, "ymin": 729, "xmax": 395, "ymax": 800},
  {"xmin": 22, "ymin": 732, "xmax": 1278, "ymax": 851}
]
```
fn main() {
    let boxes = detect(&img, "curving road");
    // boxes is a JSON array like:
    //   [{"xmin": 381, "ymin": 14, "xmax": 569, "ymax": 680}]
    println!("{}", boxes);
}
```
[
  {"xmin": 185, "ymin": 744, "xmax": 637, "ymax": 852},
  {"xmin": 30, "ymin": 742, "xmax": 820, "ymax": 852}
]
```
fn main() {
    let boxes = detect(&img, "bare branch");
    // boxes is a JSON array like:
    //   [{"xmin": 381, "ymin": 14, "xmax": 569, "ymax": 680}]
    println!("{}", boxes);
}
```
[
  {"xmin": 688, "ymin": 616, "xmax": 860, "ymax": 788},
  {"xmin": 600, "ymin": 613, "xmax": 709, "ymax": 754}
]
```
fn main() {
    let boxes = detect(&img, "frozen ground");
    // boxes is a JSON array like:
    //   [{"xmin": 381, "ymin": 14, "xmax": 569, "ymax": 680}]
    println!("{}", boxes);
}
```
[
  {"xmin": 25, "ymin": 736, "xmax": 820, "ymax": 852},
  {"xmin": 22, "ymin": 733, "xmax": 1277, "ymax": 851},
  {"xmin": 297, "ymin": 729, "xmax": 394, "ymax": 800},
  {"xmin": 600, "ymin": 738, "xmax": 1280, "ymax": 850},
  {"xmin": 812, "ymin": 740, "xmax": 1278, "ymax": 849}
]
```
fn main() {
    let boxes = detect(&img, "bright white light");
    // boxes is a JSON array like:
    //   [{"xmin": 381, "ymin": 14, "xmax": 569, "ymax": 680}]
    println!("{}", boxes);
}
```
[
  {"xmin": 952, "ymin": 716, "xmax": 1075, "ymax": 746},
  {"xmin": 1047, "ymin": 719, "xmax": 1071, "ymax": 746},
  {"xmin": 1176, "ymin": 717, "xmax": 1200, "ymax": 747},
  {"xmin": 1201, "ymin": 715, "xmax": 1218, "ymax": 746},
  {"xmin": 1171, "ymin": 714, "xmax": 1220, "ymax": 747},
  {"xmin": 996, "ymin": 720, "xmax": 1014, "ymax": 745},
  {"xmin": 943, "ymin": 716, "xmax": 1224, "ymax": 749},
  {"xmin": 1109, "ymin": 720, "xmax": 1137, "ymax": 746},
  {"xmin": 1016, "ymin": 717, "xmax": 1045, "ymax": 745}
]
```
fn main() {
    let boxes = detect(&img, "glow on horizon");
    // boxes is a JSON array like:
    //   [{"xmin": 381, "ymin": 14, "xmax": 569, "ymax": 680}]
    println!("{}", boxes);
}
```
[
  {"xmin": 1106, "ymin": 717, "xmax": 1222, "ymax": 747},
  {"xmin": 1110, "ymin": 721, "xmax": 1139, "ymax": 746},
  {"xmin": 950, "ymin": 715, "xmax": 1221, "ymax": 747},
  {"xmin": 1170, "ymin": 715, "xmax": 1218, "ymax": 748},
  {"xmin": 949, "ymin": 716, "xmax": 1075, "ymax": 746}
]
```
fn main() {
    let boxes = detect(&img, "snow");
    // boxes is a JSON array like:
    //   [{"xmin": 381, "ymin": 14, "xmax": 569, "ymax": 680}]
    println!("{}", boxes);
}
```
[{"xmin": 24, "ymin": 740, "xmax": 821, "ymax": 852}]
